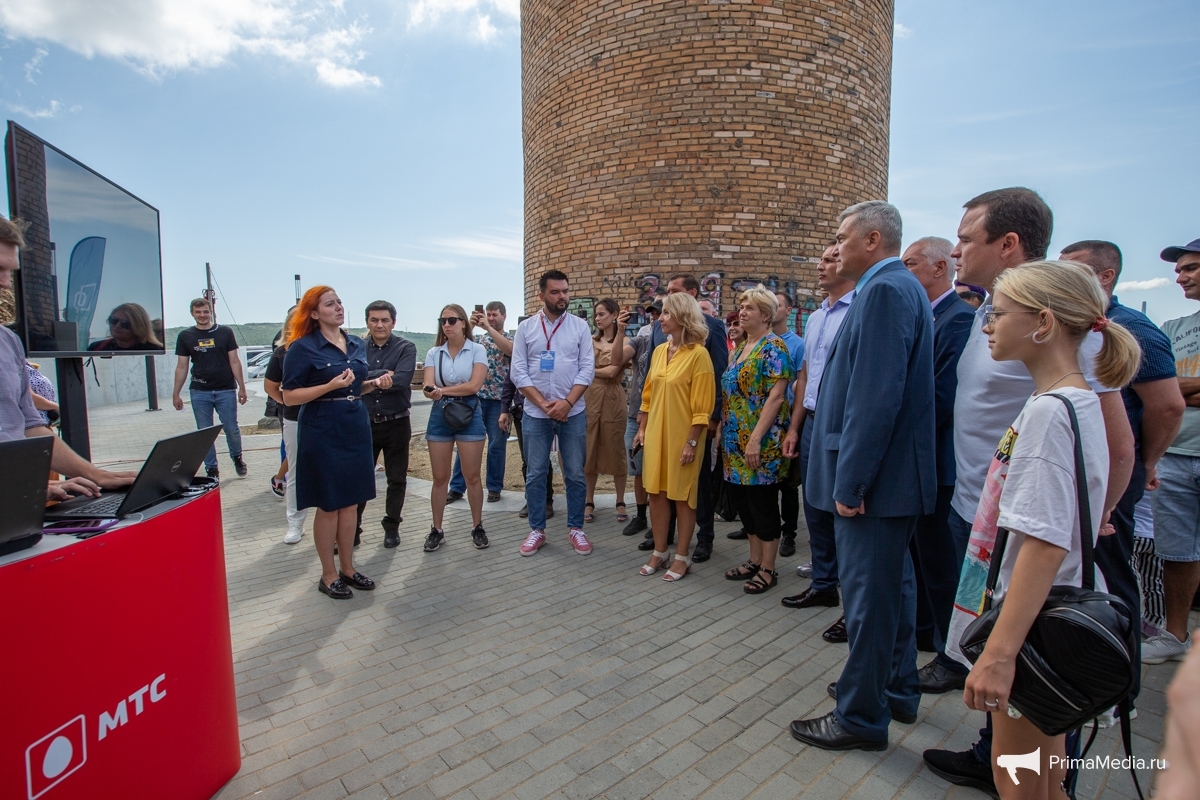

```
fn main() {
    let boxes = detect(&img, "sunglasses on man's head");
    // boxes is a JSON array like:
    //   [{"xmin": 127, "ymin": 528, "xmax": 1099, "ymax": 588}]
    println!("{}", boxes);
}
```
[
  {"xmin": 439, "ymin": 316, "xmax": 462, "ymax": 326},
  {"xmin": 107, "ymin": 317, "xmax": 132, "ymax": 330}
]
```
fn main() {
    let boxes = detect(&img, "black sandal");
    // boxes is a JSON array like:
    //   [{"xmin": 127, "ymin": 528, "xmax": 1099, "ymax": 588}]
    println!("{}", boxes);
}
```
[
  {"xmin": 339, "ymin": 571, "xmax": 375, "ymax": 591},
  {"xmin": 584, "ymin": 502, "xmax": 595, "ymax": 523},
  {"xmin": 744, "ymin": 568, "xmax": 778, "ymax": 594},
  {"xmin": 318, "ymin": 578, "xmax": 353, "ymax": 599},
  {"xmin": 724, "ymin": 560, "xmax": 761, "ymax": 581}
]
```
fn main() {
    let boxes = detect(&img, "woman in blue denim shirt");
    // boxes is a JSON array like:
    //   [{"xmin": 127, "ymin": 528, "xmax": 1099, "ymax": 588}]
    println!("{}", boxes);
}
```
[{"xmin": 283, "ymin": 285, "xmax": 389, "ymax": 600}]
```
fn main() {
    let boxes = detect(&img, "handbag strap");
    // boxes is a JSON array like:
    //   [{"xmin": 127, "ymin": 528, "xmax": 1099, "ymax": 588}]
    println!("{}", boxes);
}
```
[
  {"xmin": 982, "ymin": 392, "xmax": 1094, "ymax": 610},
  {"xmin": 438, "ymin": 349, "xmax": 445, "ymax": 389}
]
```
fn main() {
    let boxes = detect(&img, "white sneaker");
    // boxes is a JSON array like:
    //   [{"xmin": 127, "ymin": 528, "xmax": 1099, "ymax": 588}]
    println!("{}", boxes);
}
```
[
  {"xmin": 1096, "ymin": 706, "xmax": 1138, "ymax": 729},
  {"xmin": 1142, "ymin": 630, "xmax": 1191, "ymax": 664},
  {"xmin": 284, "ymin": 528, "xmax": 303, "ymax": 545}
]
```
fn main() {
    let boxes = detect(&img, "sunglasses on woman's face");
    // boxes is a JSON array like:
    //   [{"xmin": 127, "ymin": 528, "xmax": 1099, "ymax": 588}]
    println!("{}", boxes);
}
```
[
  {"xmin": 107, "ymin": 317, "xmax": 132, "ymax": 330},
  {"xmin": 439, "ymin": 316, "xmax": 462, "ymax": 326}
]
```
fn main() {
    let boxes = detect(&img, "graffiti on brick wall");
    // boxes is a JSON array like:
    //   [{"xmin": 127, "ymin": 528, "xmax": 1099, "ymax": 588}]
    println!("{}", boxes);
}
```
[
  {"xmin": 567, "ymin": 297, "xmax": 595, "ymax": 332},
  {"xmin": 698, "ymin": 272, "xmax": 722, "ymax": 315},
  {"xmin": 728, "ymin": 276, "xmax": 819, "ymax": 334}
]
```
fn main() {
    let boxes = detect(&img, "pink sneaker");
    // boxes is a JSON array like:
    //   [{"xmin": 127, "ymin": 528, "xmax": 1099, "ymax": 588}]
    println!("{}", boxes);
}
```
[
  {"xmin": 520, "ymin": 529, "xmax": 546, "ymax": 556},
  {"xmin": 569, "ymin": 528, "xmax": 592, "ymax": 555}
]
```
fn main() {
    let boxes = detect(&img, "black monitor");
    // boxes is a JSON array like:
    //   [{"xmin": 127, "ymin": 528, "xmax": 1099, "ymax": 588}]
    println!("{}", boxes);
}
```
[{"xmin": 5, "ymin": 121, "xmax": 165, "ymax": 357}]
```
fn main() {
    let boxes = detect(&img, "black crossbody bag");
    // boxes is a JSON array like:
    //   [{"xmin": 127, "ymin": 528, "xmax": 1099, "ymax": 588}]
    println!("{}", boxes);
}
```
[
  {"xmin": 959, "ymin": 394, "xmax": 1140, "ymax": 745},
  {"xmin": 438, "ymin": 350, "xmax": 478, "ymax": 432}
]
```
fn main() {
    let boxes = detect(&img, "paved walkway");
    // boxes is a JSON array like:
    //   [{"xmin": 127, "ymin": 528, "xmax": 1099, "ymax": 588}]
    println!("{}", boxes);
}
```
[{"xmin": 86, "ymin": 397, "xmax": 1172, "ymax": 800}]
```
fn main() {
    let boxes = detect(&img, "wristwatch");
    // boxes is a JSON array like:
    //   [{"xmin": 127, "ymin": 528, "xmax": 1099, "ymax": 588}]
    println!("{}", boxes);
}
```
[{"xmin": 686, "ymin": 438, "xmax": 698, "ymax": 447}]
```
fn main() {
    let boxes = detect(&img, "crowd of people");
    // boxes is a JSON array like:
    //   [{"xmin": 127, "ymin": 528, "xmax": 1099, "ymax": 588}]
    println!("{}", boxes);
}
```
[{"xmin": 7, "ymin": 183, "xmax": 1200, "ymax": 796}]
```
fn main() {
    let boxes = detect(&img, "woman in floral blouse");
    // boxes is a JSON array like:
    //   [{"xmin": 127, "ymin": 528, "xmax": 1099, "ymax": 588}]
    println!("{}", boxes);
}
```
[{"xmin": 721, "ymin": 285, "xmax": 794, "ymax": 594}]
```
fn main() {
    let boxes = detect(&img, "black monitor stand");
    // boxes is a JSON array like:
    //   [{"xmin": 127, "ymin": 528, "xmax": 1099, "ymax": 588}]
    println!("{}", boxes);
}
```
[{"xmin": 56, "ymin": 356, "xmax": 89, "ymax": 460}]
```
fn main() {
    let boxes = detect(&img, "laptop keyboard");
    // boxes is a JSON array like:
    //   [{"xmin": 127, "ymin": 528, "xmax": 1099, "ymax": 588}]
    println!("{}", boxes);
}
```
[{"xmin": 66, "ymin": 494, "xmax": 124, "ymax": 517}]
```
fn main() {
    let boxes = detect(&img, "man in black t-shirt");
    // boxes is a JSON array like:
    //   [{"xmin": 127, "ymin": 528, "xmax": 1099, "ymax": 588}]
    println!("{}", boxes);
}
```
[{"xmin": 172, "ymin": 298, "xmax": 248, "ymax": 479}]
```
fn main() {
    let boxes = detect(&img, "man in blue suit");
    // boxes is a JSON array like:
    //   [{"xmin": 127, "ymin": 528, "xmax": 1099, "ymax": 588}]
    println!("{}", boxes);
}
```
[
  {"xmin": 901, "ymin": 236, "xmax": 976, "ymax": 687},
  {"xmin": 791, "ymin": 201, "xmax": 936, "ymax": 751}
]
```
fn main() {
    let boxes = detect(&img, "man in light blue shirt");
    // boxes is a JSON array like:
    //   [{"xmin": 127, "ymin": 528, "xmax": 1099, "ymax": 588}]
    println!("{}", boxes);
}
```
[
  {"xmin": 510, "ymin": 269, "xmax": 595, "ymax": 557},
  {"xmin": 780, "ymin": 246, "xmax": 855, "ymax": 642},
  {"xmin": 772, "ymin": 291, "xmax": 805, "ymax": 557}
]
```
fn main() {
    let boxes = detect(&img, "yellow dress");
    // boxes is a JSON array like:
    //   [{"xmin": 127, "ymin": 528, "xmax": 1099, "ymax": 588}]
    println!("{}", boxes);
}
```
[{"xmin": 639, "ymin": 342, "xmax": 715, "ymax": 508}]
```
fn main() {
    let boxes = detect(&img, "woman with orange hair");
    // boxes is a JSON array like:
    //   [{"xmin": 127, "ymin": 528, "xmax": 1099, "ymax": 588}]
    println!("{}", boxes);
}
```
[{"xmin": 283, "ymin": 286, "xmax": 388, "ymax": 599}]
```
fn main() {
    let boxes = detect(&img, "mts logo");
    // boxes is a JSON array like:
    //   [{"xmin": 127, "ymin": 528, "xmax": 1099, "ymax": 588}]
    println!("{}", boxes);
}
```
[
  {"xmin": 99, "ymin": 674, "xmax": 167, "ymax": 740},
  {"xmin": 25, "ymin": 674, "xmax": 167, "ymax": 799}
]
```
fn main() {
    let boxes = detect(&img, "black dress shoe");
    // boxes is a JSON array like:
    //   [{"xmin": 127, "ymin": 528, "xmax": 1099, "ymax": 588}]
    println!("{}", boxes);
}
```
[
  {"xmin": 446, "ymin": 490, "xmax": 464, "ymax": 503},
  {"xmin": 318, "ymin": 578, "xmax": 353, "ymax": 599},
  {"xmin": 487, "ymin": 490, "xmax": 501, "ymax": 502},
  {"xmin": 822, "ymin": 616, "xmax": 848, "ymax": 643},
  {"xmin": 923, "ymin": 749, "xmax": 998, "ymax": 798},
  {"xmin": 918, "ymin": 660, "xmax": 967, "ymax": 694},
  {"xmin": 518, "ymin": 503, "xmax": 529, "ymax": 518},
  {"xmin": 638, "ymin": 538, "xmax": 656, "ymax": 551},
  {"xmin": 789, "ymin": 712, "xmax": 886, "ymax": 751},
  {"xmin": 233, "ymin": 456, "xmax": 248, "ymax": 477},
  {"xmin": 622, "ymin": 516, "xmax": 648, "ymax": 536},
  {"xmin": 779, "ymin": 535, "xmax": 796, "ymax": 558},
  {"xmin": 339, "ymin": 571, "xmax": 375, "ymax": 590},
  {"xmin": 692, "ymin": 542, "xmax": 712, "ymax": 562},
  {"xmin": 826, "ymin": 683, "xmax": 918, "ymax": 725},
  {"xmin": 384, "ymin": 531, "xmax": 400, "ymax": 548},
  {"xmin": 727, "ymin": 527, "xmax": 748, "ymax": 540},
  {"xmin": 780, "ymin": 586, "xmax": 841, "ymax": 609}
]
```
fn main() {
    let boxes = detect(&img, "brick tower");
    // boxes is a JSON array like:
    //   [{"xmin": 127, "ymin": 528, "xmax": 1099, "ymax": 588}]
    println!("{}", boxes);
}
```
[{"xmin": 521, "ymin": 0, "xmax": 893, "ymax": 329}]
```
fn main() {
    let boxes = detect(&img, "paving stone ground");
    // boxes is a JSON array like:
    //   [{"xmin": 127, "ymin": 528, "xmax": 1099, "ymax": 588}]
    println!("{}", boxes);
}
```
[{"xmin": 88, "ymin": 396, "xmax": 1175, "ymax": 800}]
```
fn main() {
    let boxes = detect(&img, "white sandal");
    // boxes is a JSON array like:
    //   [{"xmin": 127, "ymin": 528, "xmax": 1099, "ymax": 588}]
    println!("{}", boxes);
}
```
[
  {"xmin": 663, "ymin": 554, "xmax": 691, "ymax": 582},
  {"xmin": 640, "ymin": 551, "xmax": 668, "ymax": 576}
]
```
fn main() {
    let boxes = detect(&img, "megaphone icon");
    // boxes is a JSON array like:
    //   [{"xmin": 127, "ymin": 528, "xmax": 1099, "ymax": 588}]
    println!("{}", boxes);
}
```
[{"xmin": 996, "ymin": 747, "xmax": 1041, "ymax": 785}]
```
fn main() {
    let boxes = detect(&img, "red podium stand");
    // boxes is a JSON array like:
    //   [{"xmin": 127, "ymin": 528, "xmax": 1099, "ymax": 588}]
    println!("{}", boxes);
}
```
[{"xmin": 0, "ymin": 489, "xmax": 240, "ymax": 800}]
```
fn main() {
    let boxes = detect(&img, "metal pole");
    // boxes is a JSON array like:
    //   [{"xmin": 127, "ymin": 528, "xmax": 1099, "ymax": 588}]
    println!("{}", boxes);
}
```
[
  {"xmin": 294, "ymin": 274, "xmax": 301, "ymax": 303},
  {"xmin": 206, "ymin": 262, "xmax": 216, "ymax": 324},
  {"xmin": 1142, "ymin": 301, "xmax": 1148, "ymax": 315},
  {"xmin": 145, "ymin": 355, "xmax": 159, "ymax": 411}
]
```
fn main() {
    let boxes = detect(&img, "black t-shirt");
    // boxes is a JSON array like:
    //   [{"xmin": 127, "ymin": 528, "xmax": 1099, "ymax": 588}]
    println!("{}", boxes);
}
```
[
  {"xmin": 175, "ymin": 325, "xmax": 238, "ymax": 391},
  {"xmin": 264, "ymin": 345, "xmax": 299, "ymax": 421}
]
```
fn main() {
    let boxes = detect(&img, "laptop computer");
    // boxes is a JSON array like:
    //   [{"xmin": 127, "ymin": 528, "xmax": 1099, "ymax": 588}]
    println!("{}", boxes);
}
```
[
  {"xmin": 0, "ymin": 436, "xmax": 54, "ymax": 553},
  {"xmin": 44, "ymin": 425, "xmax": 223, "ymax": 520}
]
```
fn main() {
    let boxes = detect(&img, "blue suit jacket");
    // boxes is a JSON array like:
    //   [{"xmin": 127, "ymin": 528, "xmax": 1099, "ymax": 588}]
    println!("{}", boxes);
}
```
[
  {"xmin": 931, "ymin": 292, "xmax": 976, "ymax": 486},
  {"xmin": 805, "ymin": 258, "xmax": 937, "ymax": 517}
]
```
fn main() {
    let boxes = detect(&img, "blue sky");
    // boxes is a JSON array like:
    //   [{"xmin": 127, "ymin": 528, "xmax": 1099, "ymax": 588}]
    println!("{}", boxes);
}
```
[{"xmin": 0, "ymin": 0, "xmax": 1197, "ymax": 333}]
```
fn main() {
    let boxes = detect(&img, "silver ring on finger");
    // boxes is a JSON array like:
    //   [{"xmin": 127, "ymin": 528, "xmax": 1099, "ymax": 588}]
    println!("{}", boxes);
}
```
[{"xmin": 985, "ymin": 700, "xmax": 998, "ymax": 708}]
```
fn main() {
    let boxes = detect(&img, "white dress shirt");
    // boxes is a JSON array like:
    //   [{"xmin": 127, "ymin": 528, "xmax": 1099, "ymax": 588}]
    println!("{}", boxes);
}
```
[
  {"xmin": 800, "ymin": 293, "xmax": 853, "ymax": 412},
  {"xmin": 510, "ymin": 309, "xmax": 595, "ymax": 419}
]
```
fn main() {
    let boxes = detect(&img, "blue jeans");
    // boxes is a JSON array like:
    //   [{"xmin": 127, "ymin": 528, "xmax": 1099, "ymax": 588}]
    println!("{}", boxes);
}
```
[
  {"xmin": 523, "ymin": 411, "xmax": 587, "ymax": 531},
  {"xmin": 190, "ymin": 389, "xmax": 242, "ymax": 470},
  {"xmin": 451, "ymin": 398, "xmax": 506, "ymax": 493}
]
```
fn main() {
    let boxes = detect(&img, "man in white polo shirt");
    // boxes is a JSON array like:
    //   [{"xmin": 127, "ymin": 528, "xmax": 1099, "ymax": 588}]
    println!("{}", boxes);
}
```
[{"xmin": 922, "ymin": 187, "xmax": 1134, "ymax": 796}]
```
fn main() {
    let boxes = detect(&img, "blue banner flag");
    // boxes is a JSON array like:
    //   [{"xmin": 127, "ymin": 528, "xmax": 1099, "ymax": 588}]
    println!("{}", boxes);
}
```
[{"xmin": 64, "ymin": 236, "xmax": 106, "ymax": 350}]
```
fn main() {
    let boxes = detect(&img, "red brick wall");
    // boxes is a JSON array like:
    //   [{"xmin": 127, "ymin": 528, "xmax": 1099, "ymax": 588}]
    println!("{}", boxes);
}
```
[{"xmin": 522, "ymin": 0, "xmax": 893, "ymax": 329}]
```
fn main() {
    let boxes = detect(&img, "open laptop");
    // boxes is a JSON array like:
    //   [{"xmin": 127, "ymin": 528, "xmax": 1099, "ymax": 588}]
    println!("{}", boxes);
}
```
[
  {"xmin": 44, "ymin": 425, "xmax": 223, "ymax": 520},
  {"xmin": 0, "ymin": 436, "xmax": 54, "ymax": 553}
]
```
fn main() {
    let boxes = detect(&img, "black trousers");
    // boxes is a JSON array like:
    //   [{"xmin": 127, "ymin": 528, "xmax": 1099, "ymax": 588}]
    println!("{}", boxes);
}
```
[
  {"xmin": 695, "ymin": 434, "xmax": 716, "ymax": 546},
  {"xmin": 513, "ymin": 407, "xmax": 554, "ymax": 500},
  {"xmin": 910, "ymin": 485, "xmax": 957, "ymax": 652},
  {"xmin": 356, "ymin": 416, "xmax": 411, "ymax": 534},
  {"xmin": 1098, "ymin": 455, "xmax": 1145, "ymax": 699},
  {"xmin": 780, "ymin": 484, "xmax": 800, "ymax": 539}
]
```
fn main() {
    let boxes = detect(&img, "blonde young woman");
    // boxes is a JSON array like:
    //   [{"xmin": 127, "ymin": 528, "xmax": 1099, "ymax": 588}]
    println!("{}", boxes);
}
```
[
  {"xmin": 632, "ymin": 293, "xmax": 715, "ymax": 581},
  {"xmin": 584, "ymin": 299, "xmax": 629, "ymax": 523},
  {"xmin": 949, "ymin": 261, "xmax": 1140, "ymax": 799}
]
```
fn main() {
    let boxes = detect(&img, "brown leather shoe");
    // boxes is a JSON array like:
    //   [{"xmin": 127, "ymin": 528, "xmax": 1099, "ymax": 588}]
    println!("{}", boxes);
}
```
[
  {"xmin": 822, "ymin": 615, "xmax": 847, "ymax": 643},
  {"xmin": 781, "ymin": 586, "xmax": 841, "ymax": 609}
]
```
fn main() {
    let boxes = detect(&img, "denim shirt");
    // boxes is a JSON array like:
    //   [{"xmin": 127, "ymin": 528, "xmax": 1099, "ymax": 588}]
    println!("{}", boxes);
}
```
[{"xmin": 282, "ymin": 329, "xmax": 369, "ymax": 398}]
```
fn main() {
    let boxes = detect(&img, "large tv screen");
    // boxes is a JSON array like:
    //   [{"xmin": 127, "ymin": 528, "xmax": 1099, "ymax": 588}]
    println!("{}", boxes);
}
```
[{"xmin": 6, "ymin": 122, "xmax": 165, "ymax": 357}]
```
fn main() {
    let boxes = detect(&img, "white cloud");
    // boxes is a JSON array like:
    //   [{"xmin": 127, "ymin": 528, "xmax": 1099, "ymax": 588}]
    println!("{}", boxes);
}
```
[
  {"xmin": 298, "ymin": 252, "xmax": 447, "ymax": 270},
  {"xmin": 8, "ymin": 99, "xmax": 80, "ymax": 118},
  {"xmin": 0, "ymin": 0, "xmax": 381, "ymax": 89},
  {"xmin": 429, "ymin": 233, "xmax": 522, "ymax": 261},
  {"xmin": 24, "ymin": 46, "xmax": 46, "ymax": 82},
  {"xmin": 408, "ymin": 0, "xmax": 518, "ymax": 41},
  {"xmin": 1116, "ymin": 277, "xmax": 1172, "ymax": 292},
  {"xmin": 894, "ymin": 23, "xmax": 913, "ymax": 39}
]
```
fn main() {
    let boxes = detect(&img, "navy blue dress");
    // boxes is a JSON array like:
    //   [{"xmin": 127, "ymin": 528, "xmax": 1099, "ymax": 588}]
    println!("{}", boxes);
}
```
[{"xmin": 282, "ymin": 329, "xmax": 376, "ymax": 512}]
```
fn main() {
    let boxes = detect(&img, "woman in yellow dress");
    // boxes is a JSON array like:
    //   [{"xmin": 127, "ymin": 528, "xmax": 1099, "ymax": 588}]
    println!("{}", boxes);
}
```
[{"xmin": 632, "ymin": 292, "xmax": 715, "ymax": 581}]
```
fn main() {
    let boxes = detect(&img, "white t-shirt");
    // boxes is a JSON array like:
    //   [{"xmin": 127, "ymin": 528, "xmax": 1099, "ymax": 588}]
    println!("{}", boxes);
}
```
[
  {"xmin": 426, "ymin": 341, "xmax": 487, "ymax": 388},
  {"xmin": 947, "ymin": 387, "xmax": 1108, "ymax": 667},
  {"xmin": 951, "ymin": 304, "xmax": 1114, "ymax": 520},
  {"xmin": 1133, "ymin": 494, "xmax": 1154, "ymax": 541}
]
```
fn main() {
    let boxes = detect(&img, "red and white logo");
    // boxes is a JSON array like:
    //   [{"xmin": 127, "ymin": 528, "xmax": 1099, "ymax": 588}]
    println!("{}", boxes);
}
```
[{"xmin": 25, "ymin": 716, "xmax": 87, "ymax": 800}]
